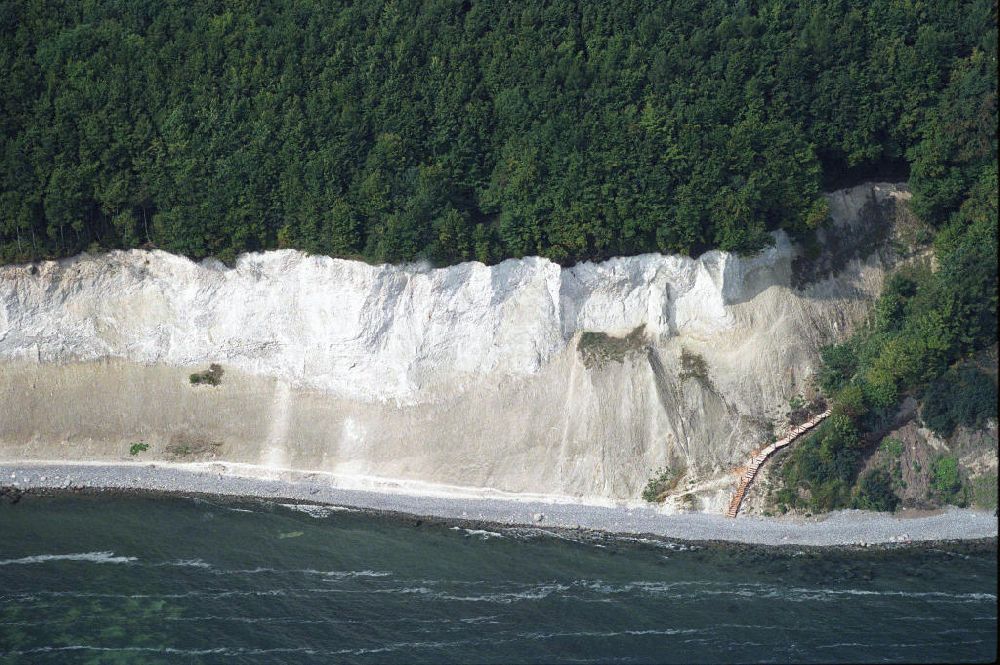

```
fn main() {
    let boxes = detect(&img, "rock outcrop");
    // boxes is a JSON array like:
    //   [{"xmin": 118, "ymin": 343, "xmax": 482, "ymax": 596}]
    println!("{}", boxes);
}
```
[{"xmin": 0, "ymin": 183, "xmax": 912, "ymax": 510}]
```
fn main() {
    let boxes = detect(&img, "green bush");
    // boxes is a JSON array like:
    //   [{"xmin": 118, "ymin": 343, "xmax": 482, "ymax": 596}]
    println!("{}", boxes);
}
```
[
  {"xmin": 773, "ymin": 487, "xmax": 796, "ymax": 512},
  {"xmin": 809, "ymin": 479, "xmax": 851, "ymax": 513},
  {"xmin": 931, "ymin": 456, "xmax": 962, "ymax": 496},
  {"xmin": 817, "ymin": 343, "xmax": 858, "ymax": 395},
  {"xmin": 873, "ymin": 274, "xmax": 918, "ymax": 333},
  {"xmin": 929, "ymin": 455, "xmax": 972, "ymax": 507},
  {"xmin": 922, "ymin": 367, "xmax": 998, "ymax": 437},
  {"xmin": 642, "ymin": 467, "xmax": 680, "ymax": 503},
  {"xmin": 860, "ymin": 367, "xmax": 898, "ymax": 410},
  {"xmin": 831, "ymin": 383, "xmax": 866, "ymax": 419},
  {"xmin": 129, "ymin": 442, "xmax": 149, "ymax": 456},
  {"xmin": 852, "ymin": 468, "xmax": 899, "ymax": 512},
  {"xmin": 779, "ymin": 416, "xmax": 863, "ymax": 512}
]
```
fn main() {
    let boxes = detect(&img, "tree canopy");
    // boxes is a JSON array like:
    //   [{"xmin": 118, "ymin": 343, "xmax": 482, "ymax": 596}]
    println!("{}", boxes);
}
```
[{"xmin": 1, "ymin": 0, "xmax": 995, "ymax": 266}]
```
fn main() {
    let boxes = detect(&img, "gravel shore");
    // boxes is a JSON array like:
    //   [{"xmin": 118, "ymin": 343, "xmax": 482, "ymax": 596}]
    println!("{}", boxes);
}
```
[{"xmin": 2, "ymin": 461, "xmax": 996, "ymax": 547}]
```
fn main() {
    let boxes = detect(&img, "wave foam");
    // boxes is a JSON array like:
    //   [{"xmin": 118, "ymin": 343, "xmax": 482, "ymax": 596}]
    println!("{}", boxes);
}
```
[
  {"xmin": 451, "ymin": 527, "xmax": 504, "ymax": 539},
  {"xmin": 278, "ymin": 503, "xmax": 358, "ymax": 517},
  {"xmin": 0, "ymin": 552, "xmax": 137, "ymax": 566}
]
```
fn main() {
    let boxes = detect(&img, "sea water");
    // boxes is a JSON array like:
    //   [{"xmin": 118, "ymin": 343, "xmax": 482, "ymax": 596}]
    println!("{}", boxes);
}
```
[{"xmin": 1, "ymin": 495, "xmax": 996, "ymax": 664}]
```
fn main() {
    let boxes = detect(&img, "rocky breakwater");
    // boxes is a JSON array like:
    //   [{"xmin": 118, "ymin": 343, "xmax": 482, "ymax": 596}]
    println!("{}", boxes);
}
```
[{"xmin": 0, "ymin": 183, "xmax": 913, "ymax": 511}]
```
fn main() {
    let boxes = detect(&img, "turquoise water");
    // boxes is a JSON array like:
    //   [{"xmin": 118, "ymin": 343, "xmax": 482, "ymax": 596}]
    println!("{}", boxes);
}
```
[{"xmin": 1, "ymin": 494, "xmax": 996, "ymax": 664}]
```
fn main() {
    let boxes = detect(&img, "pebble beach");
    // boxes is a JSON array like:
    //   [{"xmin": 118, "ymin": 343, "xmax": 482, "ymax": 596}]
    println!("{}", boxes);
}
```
[{"xmin": 2, "ymin": 460, "xmax": 995, "ymax": 547}]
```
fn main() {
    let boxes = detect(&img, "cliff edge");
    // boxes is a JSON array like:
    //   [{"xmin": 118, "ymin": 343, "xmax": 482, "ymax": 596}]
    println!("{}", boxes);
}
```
[{"xmin": 0, "ymin": 183, "xmax": 914, "ymax": 510}]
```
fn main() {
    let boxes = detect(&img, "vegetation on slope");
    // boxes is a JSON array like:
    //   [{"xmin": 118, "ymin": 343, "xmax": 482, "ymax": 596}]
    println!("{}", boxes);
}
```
[
  {"xmin": 771, "ymin": 6, "xmax": 996, "ymax": 512},
  {"xmin": 777, "ymin": 166, "xmax": 997, "ymax": 513},
  {"xmin": 1, "ymin": 0, "xmax": 995, "ymax": 267}
]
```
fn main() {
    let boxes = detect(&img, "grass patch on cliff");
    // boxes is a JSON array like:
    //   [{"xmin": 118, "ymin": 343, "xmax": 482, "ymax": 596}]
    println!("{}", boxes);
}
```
[
  {"xmin": 166, "ymin": 434, "xmax": 222, "ymax": 460},
  {"xmin": 577, "ymin": 325, "xmax": 646, "ymax": 369},
  {"xmin": 678, "ymin": 349, "xmax": 710, "ymax": 384},
  {"xmin": 972, "ymin": 475, "xmax": 998, "ymax": 511}
]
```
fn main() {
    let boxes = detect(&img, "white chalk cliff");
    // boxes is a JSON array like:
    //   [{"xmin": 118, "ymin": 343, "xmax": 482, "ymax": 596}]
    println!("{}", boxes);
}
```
[{"xmin": 0, "ymin": 183, "xmax": 913, "ymax": 511}]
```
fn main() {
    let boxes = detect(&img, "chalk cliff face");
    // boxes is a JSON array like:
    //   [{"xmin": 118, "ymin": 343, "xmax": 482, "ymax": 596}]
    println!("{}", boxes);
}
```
[{"xmin": 0, "ymin": 183, "xmax": 913, "ymax": 510}]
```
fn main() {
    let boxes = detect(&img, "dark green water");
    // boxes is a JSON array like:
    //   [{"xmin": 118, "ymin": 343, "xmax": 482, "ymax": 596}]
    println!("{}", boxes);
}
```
[{"xmin": 1, "ymin": 495, "xmax": 996, "ymax": 664}]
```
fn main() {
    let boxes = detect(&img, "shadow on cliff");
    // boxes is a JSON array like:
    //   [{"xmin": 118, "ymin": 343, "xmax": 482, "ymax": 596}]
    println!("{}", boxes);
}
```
[{"xmin": 723, "ymin": 183, "xmax": 915, "ymax": 308}]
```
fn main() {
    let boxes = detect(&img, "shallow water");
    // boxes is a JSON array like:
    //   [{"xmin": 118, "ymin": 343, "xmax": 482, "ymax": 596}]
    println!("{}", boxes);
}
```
[{"xmin": 1, "ymin": 495, "xmax": 996, "ymax": 664}]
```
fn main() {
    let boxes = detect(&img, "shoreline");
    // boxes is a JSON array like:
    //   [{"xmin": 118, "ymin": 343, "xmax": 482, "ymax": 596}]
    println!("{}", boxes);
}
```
[{"xmin": 2, "ymin": 461, "xmax": 996, "ymax": 547}]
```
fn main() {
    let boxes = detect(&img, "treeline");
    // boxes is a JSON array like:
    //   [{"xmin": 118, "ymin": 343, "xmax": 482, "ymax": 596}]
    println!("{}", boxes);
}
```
[{"xmin": 1, "ymin": 0, "xmax": 995, "ymax": 266}]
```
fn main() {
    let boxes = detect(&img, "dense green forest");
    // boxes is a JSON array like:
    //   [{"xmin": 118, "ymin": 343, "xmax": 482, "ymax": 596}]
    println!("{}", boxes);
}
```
[{"xmin": 0, "ymin": 0, "xmax": 995, "ymax": 266}]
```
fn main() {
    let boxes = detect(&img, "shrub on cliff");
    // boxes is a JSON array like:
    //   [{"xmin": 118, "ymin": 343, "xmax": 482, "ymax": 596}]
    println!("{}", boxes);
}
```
[
  {"xmin": 189, "ymin": 363, "xmax": 224, "ymax": 387},
  {"xmin": 779, "ymin": 416, "xmax": 863, "ymax": 512},
  {"xmin": 817, "ymin": 343, "xmax": 858, "ymax": 396},
  {"xmin": 922, "ymin": 367, "xmax": 998, "ymax": 437},
  {"xmin": 852, "ymin": 468, "xmax": 899, "ymax": 512},
  {"xmin": 642, "ymin": 467, "xmax": 681, "ymax": 503},
  {"xmin": 930, "ymin": 456, "xmax": 965, "ymax": 506}
]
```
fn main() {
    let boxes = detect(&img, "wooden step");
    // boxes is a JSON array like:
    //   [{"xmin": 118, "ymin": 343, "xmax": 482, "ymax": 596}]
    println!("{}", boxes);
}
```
[{"xmin": 726, "ymin": 410, "xmax": 831, "ymax": 518}]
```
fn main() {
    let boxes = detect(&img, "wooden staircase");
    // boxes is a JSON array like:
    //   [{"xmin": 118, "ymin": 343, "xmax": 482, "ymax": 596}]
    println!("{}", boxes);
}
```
[{"xmin": 726, "ymin": 409, "xmax": 832, "ymax": 518}]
